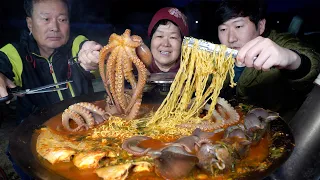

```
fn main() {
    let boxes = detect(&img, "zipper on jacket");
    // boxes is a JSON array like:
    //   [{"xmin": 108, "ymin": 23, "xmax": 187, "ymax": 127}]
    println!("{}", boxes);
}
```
[
  {"xmin": 48, "ymin": 55, "xmax": 76, "ymax": 98},
  {"xmin": 32, "ymin": 53, "xmax": 66, "ymax": 101},
  {"xmin": 49, "ymin": 59, "xmax": 76, "ymax": 99},
  {"xmin": 48, "ymin": 59, "xmax": 64, "ymax": 101}
]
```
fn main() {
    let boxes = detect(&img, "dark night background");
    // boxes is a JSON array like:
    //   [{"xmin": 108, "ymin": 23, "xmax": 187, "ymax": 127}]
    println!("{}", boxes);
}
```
[{"xmin": 1, "ymin": 0, "xmax": 320, "ymax": 50}]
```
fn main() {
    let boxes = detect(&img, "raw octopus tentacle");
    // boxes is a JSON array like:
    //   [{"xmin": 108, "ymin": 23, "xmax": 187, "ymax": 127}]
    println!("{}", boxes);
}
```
[
  {"xmin": 126, "ymin": 96, "xmax": 142, "ymax": 120},
  {"xmin": 195, "ymin": 138, "xmax": 213, "ymax": 152},
  {"xmin": 105, "ymin": 46, "xmax": 123, "ymax": 113},
  {"xmin": 76, "ymin": 102, "xmax": 108, "ymax": 122},
  {"xmin": 62, "ymin": 109, "xmax": 88, "ymax": 131},
  {"xmin": 209, "ymin": 97, "xmax": 240, "ymax": 124},
  {"xmin": 178, "ymin": 120, "xmax": 224, "ymax": 131},
  {"xmin": 99, "ymin": 42, "xmax": 115, "ymax": 87},
  {"xmin": 124, "ymin": 47, "xmax": 147, "ymax": 113},
  {"xmin": 99, "ymin": 42, "xmax": 117, "ymax": 104},
  {"xmin": 122, "ymin": 49, "xmax": 137, "ymax": 89},
  {"xmin": 68, "ymin": 104, "xmax": 95, "ymax": 128},
  {"xmin": 178, "ymin": 97, "xmax": 240, "ymax": 131},
  {"xmin": 61, "ymin": 102, "xmax": 109, "ymax": 132},
  {"xmin": 216, "ymin": 104, "xmax": 228, "ymax": 119},
  {"xmin": 198, "ymin": 121, "xmax": 226, "ymax": 131},
  {"xmin": 114, "ymin": 47, "xmax": 128, "ymax": 111}
]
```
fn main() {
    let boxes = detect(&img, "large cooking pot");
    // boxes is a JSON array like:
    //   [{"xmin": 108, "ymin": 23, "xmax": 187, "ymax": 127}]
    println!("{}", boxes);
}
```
[
  {"xmin": 8, "ymin": 89, "xmax": 295, "ymax": 180},
  {"xmin": 269, "ymin": 80, "xmax": 320, "ymax": 180}
]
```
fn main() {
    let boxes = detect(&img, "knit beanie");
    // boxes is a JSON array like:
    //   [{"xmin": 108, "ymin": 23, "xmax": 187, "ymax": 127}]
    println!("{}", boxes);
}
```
[{"xmin": 148, "ymin": 7, "xmax": 189, "ymax": 38}]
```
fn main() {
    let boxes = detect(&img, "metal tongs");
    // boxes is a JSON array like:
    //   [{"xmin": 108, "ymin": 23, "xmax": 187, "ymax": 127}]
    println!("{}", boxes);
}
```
[
  {"xmin": 183, "ymin": 37, "xmax": 239, "ymax": 59},
  {"xmin": 0, "ymin": 80, "xmax": 73, "ymax": 103}
]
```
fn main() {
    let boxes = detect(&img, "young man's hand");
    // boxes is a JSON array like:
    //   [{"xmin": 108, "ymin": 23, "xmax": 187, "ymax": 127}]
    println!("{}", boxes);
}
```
[{"xmin": 237, "ymin": 36, "xmax": 301, "ymax": 71}]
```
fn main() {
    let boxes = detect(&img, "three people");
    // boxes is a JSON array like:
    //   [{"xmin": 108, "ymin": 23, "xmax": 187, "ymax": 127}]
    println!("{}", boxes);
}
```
[
  {"xmin": 0, "ymin": 0, "xmax": 102, "ymax": 123},
  {"xmin": 147, "ymin": 7, "xmax": 189, "ymax": 73},
  {"xmin": 217, "ymin": 0, "xmax": 320, "ymax": 116}
]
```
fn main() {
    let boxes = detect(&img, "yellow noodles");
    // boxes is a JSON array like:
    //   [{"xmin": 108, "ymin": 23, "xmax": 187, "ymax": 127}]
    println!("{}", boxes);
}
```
[
  {"xmin": 91, "ymin": 116, "xmax": 139, "ymax": 140},
  {"xmin": 91, "ymin": 37, "xmax": 236, "ymax": 137},
  {"xmin": 146, "ymin": 37, "xmax": 236, "ymax": 134}
]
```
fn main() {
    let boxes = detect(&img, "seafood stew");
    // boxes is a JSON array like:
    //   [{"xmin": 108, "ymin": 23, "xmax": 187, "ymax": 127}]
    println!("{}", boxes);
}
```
[
  {"xmin": 9, "ymin": 92, "xmax": 294, "ymax": 180},
  {"xmin": 10, "ymin": 91, "xmax": 293, "ymax": 180},
  {"xmin": 10, "ymin": 33, "xmax": 294, "ymax": 179}
]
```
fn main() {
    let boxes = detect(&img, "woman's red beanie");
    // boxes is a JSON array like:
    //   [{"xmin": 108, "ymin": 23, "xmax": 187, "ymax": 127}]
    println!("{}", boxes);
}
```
[{"xmin": 148, "ymin": 7, "xmax": 189, "ymax": 38}]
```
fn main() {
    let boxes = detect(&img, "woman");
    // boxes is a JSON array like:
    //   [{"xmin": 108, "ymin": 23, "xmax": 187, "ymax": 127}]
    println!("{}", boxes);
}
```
[{"xmin": 148, "ymin": 7, "xmax": 189, "ymax": 73}]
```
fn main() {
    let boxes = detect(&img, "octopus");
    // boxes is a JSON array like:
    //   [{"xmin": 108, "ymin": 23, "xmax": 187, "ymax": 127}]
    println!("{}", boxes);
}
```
[
  {"xmin": 61, "ymin": 102, "xmax": 108, "ymax": 131},
  {"xmin": 99, "ymin": 29, "xmax": 152, "ymax": 120},
  {"xmin": 178, "ymin": 97, "xmax": 241, "ymax": 131}
]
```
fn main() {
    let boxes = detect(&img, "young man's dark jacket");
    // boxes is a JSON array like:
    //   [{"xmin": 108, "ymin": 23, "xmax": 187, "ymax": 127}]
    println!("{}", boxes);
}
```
[
  {"xmin": 0, "ymin": 31, "xmax": 94, "ymax": 122},
  {"xmin": 222, "ymin": 30, "xmax": 320, "ymax": 118}
]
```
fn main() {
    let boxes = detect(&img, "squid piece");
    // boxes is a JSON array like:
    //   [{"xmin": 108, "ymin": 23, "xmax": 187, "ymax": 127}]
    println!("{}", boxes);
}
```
[
  {"xmin": 132, "ymin": 161, "xmax": 154, "ymax": 172},
  {"xmin": 73, "ymin": 151, "xmax": 106, "ymax": 169},
  {"xmin": 42, "ymin": 147, "xmax": 76, "ymax": 164},
  {"xmin": 95, "ymin": 163, "xmax": 133, "ymax": 180}
]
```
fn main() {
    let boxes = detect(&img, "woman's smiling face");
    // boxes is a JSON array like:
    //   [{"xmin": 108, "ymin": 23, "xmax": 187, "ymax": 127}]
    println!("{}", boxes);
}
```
[{"xmin": 151, "ymin": 21, "xmax": 182, "ymax": 72}]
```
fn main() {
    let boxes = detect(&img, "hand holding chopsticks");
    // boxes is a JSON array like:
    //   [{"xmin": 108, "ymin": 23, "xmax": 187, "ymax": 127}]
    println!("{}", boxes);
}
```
[{"xmin": 183, "ymin": 36, "xmax": 302, "ymax": 71}]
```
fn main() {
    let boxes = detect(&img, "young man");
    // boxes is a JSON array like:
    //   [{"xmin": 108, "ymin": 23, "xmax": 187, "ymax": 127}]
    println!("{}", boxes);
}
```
[{"xmin": 216, "ymin": 0, "xmax": 320, "ymax": 117}]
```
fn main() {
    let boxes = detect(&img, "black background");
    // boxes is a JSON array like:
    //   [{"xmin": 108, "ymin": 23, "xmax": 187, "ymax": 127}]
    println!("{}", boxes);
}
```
[{"xmin": 1, "ymin": 0, "xmax": 320, "ymax": 50}]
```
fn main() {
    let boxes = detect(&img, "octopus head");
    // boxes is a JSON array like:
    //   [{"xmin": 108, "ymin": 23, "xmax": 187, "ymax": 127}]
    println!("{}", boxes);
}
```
[
  {"xmin": 151, "ymin": 146, "xmax": 198, "ymax": 180},
  {"xmin": 223, "ymin": 125, "xmax": 251, "ymax": 158},
  {"xmin": 244, "ymin": 108, "xmax": 279, "ymax": 143},
  {"xmin": 196, "ymin": 142, "xmax": 216, "ymax": 174},
  {"xmin": 196, "ymin": 143, "xmax": 234, "ymax": 173},
  {"xmin": 212, "ymin": 144, "xmax": 235, "ymax": 170}
]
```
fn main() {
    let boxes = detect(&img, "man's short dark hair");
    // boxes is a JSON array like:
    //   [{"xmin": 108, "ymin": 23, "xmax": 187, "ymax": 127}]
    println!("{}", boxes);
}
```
[
  {"xmin": 215, "ymin": 0, "xmax": 267, "ymax": 27},
  {"xmin": 24, "ymin": 0, "xmax": 70, "ymax": 17}
]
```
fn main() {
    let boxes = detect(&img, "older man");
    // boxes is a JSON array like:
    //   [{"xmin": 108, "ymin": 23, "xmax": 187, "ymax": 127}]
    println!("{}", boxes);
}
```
[{"xmin": 0, "ymin": 0, "xmax": 102, "ymax": 123}]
